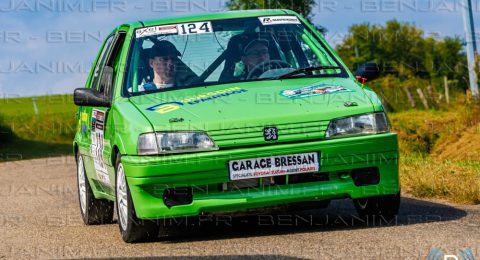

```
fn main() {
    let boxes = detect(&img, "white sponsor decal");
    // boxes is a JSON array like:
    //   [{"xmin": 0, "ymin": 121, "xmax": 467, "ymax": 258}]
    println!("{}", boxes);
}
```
[
  {"xmin": 91, "ymin": 109, "xmax": 110, "ymax": 185},
  {"xmin": 259, "ymin": 16, "xmax": 301, "ymax": 25},
  {"xmin": 229, "ymin": 152, "xmax": 319, "ymax": 181},
  {"xmin": 178, "ymin": 21, "xmax": 213, "ymax": 35},
  {"xmin": 281, "ymin": 84, "xmax": 353, "ymax": 99},
  {"xmin": 135, "ymin": 24, "xmax": 178, "ymax": 38}
]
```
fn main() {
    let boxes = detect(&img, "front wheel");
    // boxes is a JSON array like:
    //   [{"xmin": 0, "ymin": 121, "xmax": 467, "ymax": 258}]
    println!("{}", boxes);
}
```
[
  {"xmin": 115, "ymin": 154, "xmax": 158, "ymax": 243},
  {"xmin": 353, "ymin": 192, "xmax": 400, "ymax": 221},
  {"xmin": 76, "ymin": 153, "xmax": 114, "ymax": 225}
]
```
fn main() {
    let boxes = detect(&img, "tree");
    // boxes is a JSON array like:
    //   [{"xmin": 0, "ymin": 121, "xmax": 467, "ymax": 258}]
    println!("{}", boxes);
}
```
[
  {"xmin": 336, "ymin": 20, "xmax": 426, "ymax": 79},
  {"xmin": 425, "ymin": 36, "xmax": 467, "ymax": 80},
  {"xmin": 336, "ymin": 20, "xmax": 467, "ymax": 88},
  {"xmin": 226, "ymin": 0, "xmax": 327, "ymax": 35}
]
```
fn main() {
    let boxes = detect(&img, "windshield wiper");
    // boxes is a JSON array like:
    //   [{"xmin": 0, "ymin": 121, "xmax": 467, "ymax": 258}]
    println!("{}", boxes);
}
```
[{"xmin": 276, "ymin": 66, "xmax": 341, "ymax": 79}]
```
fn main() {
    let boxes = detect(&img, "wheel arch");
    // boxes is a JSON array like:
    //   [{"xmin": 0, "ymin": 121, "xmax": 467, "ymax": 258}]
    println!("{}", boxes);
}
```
[
  {"xmin": 73, "ymin": 142, "xmax": 79, "ymax": 162},
  {"xmin": 111, "ymin": 145, "xmax": 121, "ymax": 166}
]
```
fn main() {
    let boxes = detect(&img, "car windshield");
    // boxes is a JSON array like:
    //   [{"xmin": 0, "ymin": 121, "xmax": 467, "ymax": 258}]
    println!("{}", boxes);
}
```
[{"xmin": 124, "ymin": 15, "xmax": 346, "ymax": 96}]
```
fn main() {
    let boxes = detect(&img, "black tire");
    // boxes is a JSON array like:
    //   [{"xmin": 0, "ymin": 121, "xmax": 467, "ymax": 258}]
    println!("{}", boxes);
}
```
[
  {"xmin": 76, "ymin": 153, "xmax": 114, "ymax": 225},
  {"xmin": 115, "ymin": 154, "xmax": 158, "ymax": 243},
  {"xmin": 353, "ymin": 192, "xmax": 401, "ymax": 221}
]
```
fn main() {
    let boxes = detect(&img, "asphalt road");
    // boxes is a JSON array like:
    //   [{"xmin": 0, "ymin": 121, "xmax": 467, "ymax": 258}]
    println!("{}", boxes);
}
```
[{"xmin": 0, "ymin": 156, "xmax": 479, "ymax": 259}]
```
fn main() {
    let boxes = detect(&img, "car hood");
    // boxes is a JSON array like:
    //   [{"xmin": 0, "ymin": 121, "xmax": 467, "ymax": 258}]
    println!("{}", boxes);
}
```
[{"xmin": 129, "ymin": 77, "xmax": 378, "ymax": 147}]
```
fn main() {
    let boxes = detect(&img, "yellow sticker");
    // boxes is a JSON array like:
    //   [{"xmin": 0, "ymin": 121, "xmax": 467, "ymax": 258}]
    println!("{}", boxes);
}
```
[
  {"xmin": 81, "ymin": 112, "xmax": 88, "ymax": 122},
  {"xmin": 155, "ymin": 103, "xmax": 181, "ymax": 114}
]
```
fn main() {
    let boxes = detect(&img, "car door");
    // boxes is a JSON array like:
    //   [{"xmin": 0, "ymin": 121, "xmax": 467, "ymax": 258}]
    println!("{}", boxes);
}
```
[
  {"xmin": 84, "ymin": 31, "xmax": 126, "ymax": 192},
  {"xmin": 77, "ymin": 33, "xmax": 114, "ymax": 189}
]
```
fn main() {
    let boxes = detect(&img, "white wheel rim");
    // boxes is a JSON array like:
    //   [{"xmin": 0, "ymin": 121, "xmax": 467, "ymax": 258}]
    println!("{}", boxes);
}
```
[
  {"xmin": 117, "ymin": 163, "xmax": 128, "ymax": 231},
  {"xmin": 77, "ymin": 156, "xmax": 87, "ymax": 215}
]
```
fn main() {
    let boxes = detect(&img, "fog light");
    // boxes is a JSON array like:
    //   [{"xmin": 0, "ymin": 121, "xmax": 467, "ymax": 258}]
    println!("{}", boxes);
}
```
[
  {"xmin": 351, "ymin": 167, "xmax": 380, "ymax": 186},
  {"xmin": 163, "ymin": 187, "xmax": 193, "ymax": 208}
]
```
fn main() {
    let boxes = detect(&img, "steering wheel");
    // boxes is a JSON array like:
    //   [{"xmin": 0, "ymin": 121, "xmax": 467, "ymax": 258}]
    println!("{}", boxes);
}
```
[{"xmin": 247, "ymin": 60, "xmax": 292, "ymax": 80}]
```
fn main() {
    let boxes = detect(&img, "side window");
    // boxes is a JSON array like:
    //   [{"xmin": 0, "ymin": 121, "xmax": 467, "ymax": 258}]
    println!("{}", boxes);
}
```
[
  {"xmin": 90, "ymin": 35, "xmax": 114, "ymax": 90},
  {"xmin": 299, "ymin": 40, "xmax": 320, "ymax": 67},
  {"xmin": 95, "ymin": 32, "xmax": 127, "ymax": 98}
]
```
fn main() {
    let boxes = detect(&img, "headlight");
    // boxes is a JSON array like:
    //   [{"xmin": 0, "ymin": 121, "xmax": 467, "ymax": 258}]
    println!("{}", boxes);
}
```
[
  {"xmin": 325, "ymin": 112, "xmax": 390, "ymax": 138},
  {"xmin": 138, "ymin": 132, "xmax": 218, "ymax": 155}
]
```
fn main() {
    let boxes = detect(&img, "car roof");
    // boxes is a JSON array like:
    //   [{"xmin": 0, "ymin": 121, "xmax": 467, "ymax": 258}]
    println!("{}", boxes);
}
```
[{"xmin": 120, "ymin": 9, "xmax": 298, "ymax": 30}]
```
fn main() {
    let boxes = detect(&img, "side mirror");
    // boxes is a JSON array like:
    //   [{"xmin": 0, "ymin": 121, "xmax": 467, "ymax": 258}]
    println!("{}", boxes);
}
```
[
  {"xmin": 74, "ymin": 88, "xmax": 111, "ymax": 107},
  {"xmin": 354, "ymin": 62, "xmax": 380, "ymax": 82}
]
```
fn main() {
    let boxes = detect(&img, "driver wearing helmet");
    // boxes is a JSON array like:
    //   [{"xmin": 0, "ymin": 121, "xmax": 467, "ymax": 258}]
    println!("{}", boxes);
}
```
[{"xmin": 237, "ymin": 36, "xmax": 270, "ymax": 80}]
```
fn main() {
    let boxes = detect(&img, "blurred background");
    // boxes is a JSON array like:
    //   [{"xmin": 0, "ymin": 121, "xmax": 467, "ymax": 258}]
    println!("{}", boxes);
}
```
[{"xmin": 0, "ymin": 0, "xmax": 479, "ymax": 204}]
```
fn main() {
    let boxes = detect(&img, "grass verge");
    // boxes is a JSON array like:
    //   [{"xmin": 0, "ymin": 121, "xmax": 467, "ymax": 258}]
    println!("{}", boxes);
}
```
[
  {"xmin": 392, "ymin": 102, "xmax": 480, "ymax": 204},
  {"xmin": 400, "ymin": 155, "xmax": 480, "ymax": 204}
]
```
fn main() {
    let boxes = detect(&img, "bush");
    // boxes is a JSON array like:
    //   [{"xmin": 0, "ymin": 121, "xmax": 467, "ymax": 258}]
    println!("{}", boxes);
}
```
[{"xmin": 0, "ymin": 116, "xmax": 14, "ymax": 143}]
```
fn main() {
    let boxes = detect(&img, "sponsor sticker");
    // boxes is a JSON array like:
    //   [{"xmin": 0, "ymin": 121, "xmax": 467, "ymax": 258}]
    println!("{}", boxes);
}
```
[
  {"xmin": 146, "ymin": 87, "xmax": 248, "ymax": 114},
  {"xmin": 135, "ymin": 24, "xmax": 178, "ymax": 38},
  {"xmin": 259, "ymin": 16, "xmax": 301, "ymax": 25},
  {"xmin": 91, "ymin": 109, "xmax": 110, "ymax": 185},
  {"xmin": 281, "ymin": 84, "xmax": 354, "ymax": 99},
  {"xmin": 80, "ymin": 112, "xmax": 88, "ymax": 122},
  {"xmin": 229, "ymin": 152, "xmax": 320, "ymax": 181},
  {"xmin": 79, "ymin": 112, "xmax": 88, "ymax": 133}
]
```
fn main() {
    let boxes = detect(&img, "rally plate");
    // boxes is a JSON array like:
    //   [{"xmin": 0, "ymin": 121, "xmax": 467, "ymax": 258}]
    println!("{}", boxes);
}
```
[{"xmin": 228, "ymin": 152, "xmax": 320, "ymax": 181}]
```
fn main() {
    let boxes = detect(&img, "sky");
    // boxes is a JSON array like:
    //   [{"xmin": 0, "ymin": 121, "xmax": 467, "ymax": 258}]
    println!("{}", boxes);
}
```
[{"xmin": 0, "ymin": 0, "xmax": 479, "ymax": 97}]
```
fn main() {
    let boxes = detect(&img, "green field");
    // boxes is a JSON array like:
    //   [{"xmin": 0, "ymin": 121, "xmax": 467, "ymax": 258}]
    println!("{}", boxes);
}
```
[{"xmin": 0, "ymin": 95, "xmax": 76, "ymax": 160}]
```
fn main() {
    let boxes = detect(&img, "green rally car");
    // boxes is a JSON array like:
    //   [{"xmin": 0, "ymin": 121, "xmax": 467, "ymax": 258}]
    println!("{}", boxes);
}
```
[{"xmin": 73, "ymin": 9, "xmax": 400, "ymax": 243}]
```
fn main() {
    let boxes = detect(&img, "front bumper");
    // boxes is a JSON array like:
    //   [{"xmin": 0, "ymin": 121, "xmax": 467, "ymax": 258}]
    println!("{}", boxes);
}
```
[{"xmin": 122, "ymin": 133, "xmax": 399, "ymax": 219}]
